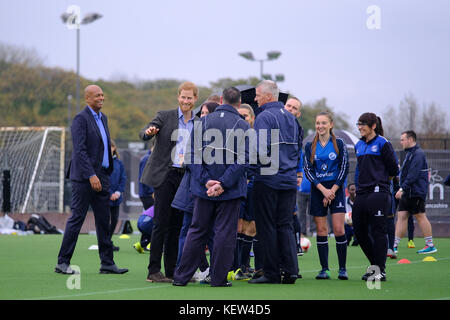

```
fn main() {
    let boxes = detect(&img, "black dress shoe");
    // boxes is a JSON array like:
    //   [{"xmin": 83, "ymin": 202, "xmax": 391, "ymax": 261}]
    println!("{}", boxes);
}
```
[
  {"xmin": 55, "ymin": 263, "xmax": 79, "ymax": 274},
  {"xmin": 99, "ymin": 264, "xmax": 128, "ymax": 274},
  {"xmin": 248, "ymin": 275, "xmax": 280, "ymax": 284},
  {"xmin": 281, "ymin": 274, "xmax": 298, "ymax": 284},
  {"xmin": 172, "ymin": 280, "xmax": 187, "ymax": 286}
]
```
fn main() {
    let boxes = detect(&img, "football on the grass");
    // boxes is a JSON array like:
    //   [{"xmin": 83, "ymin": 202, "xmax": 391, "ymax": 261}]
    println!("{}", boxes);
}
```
[{"xmin": 300, "ymin": 237, "xmax": 311, "ymax": 252}]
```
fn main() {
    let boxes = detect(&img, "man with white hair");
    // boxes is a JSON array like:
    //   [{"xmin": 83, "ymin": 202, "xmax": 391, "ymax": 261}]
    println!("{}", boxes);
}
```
[{"xmin": 249, "ymin": 81, "xmax": 303, "ymax": 284}]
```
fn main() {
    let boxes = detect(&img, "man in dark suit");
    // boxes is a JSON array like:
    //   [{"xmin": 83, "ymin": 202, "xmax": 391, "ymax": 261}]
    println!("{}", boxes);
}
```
[
  {"xmin": 139, "ymin": 81, "xmax": 199, "ymax": 282},
  {"xmin": 55, "ymin": 84, "xmax": 128, "ymax": 275}
]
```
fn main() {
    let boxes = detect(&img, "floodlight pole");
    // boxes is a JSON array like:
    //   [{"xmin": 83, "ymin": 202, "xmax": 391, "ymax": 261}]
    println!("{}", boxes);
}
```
[
  {"xmin": 67, "ymin": 94, "xmax": 73, "ymax": 128},
  {"xmin": 61, "ymin": 9, "xmax": 102, "ymax": 114},
  {"xmin": 238, "ymin": 51, "xmax": 282, "ymax": 80},
  {"xmin": 259, "ymin": 60, "xmax": 264, "ymax": 80},
  {"xmin": 76, "ymin": 27, "xmax": 80, "ymax": 114}
]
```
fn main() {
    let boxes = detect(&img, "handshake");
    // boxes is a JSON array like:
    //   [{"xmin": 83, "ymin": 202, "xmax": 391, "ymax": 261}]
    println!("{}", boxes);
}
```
[{"xmin": 205, "ymin": 180, "xmax": 224, "ymax": 197}]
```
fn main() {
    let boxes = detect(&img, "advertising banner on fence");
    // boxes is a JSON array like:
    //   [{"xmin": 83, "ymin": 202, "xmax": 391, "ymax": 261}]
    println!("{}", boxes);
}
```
[
  {"xmin": 119, "ymin": 149, "xmax": 148, "ymax": 220},
  {"xmin": 118, "ymin": 148, "xmax": 450, "ymax": 221}
]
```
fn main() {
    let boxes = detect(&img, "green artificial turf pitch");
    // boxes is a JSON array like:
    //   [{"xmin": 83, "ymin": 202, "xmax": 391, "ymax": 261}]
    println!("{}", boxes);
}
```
[{"xmin": 0, "ymin": 234, "xmax": 449, "ymax": 300}]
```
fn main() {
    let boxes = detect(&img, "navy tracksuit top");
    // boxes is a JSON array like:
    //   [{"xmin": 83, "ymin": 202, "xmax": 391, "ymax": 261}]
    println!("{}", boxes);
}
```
[
  {"xmin": 400, "ymin": 144, "xmax": 429, "ymax": 200},
  {"xmin": 354, "ymin": 135, "xmax": 399, "ymax": 194},
  {"xmin": 253, "ymin": 101, "xmax": 303, "ymax": 190},
  {"xmin": 188, "ymin": 104, "xmax": 250, "ymax": 201}
]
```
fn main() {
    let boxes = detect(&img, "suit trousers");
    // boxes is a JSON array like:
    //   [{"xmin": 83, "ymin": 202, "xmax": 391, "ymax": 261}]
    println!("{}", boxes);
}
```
[
  {"xmin": 57, "ymin": 169, "xmax": 114, "ymax": 266},
  {"xmin": 147, "ymin": 168, "xmax": 184, "ymax": 277},
  {"xmin": 253, "ymin": 181, "xmax": 299, "ymax": 281},
  {"xmin": 174, "ymin": 196, "xmax": 241, "ymax": 286},
  {"xmin": 109, "ymin": 205, "xmax": 120, "ymax": 240}
]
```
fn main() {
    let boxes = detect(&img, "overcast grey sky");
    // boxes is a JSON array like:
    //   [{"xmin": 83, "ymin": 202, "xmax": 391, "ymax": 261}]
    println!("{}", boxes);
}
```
[{"xmin": 1, "ymin": 0, "xmax": 449, "ymax": 133}]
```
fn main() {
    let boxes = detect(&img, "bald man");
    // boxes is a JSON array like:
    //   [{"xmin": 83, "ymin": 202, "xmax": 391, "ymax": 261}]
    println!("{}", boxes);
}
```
[{"xmin": 55, "ymin": 85, "xmax": 128, "ymax": 275}]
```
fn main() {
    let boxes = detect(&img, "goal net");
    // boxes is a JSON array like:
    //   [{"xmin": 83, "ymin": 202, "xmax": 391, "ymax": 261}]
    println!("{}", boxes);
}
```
[{"xmin": 0, "ymin": 127, "xmax": 65, "ymax": 213}]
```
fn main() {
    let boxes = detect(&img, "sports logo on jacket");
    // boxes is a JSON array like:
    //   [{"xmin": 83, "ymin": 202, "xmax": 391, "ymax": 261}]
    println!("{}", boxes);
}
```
[{"xmin": 329, "ymin": 152, "xmax": 337, "ymax": 160}]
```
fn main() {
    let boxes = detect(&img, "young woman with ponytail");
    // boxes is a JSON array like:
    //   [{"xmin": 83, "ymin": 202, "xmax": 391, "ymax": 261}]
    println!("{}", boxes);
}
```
[
  {"xmin": 303, "ymin": 111, "xmax": 349, "ymax": 280},
  {"xmin": 353, "ymin": 113, "xmax": 399, "ymax": 282}
]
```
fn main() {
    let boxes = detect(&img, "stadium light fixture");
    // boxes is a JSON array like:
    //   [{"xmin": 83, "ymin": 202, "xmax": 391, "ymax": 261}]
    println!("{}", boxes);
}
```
[
  {"xmin": 267, "ymin": 51, "xmax": 282, "ymax": 60},
  {"xmin": 238, "ymin": 51, "xmax": 255, "ymax": 61},
  {"xmin": 61, "ymin": 8, "xmax": 102, "ymax": 114},
  {"xmin": 238, "ymin": 50, "xmax": 283, "ymax": 81}
]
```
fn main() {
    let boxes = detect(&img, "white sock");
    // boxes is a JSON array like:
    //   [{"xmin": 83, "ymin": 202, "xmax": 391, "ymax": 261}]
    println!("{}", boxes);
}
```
[
  {"xmin": 424, "ymin": 236, "xmax": 434, "ymax": 247},
  {"xmin": 394, "ymin": 237, "xmax": 401, "ymax": 248}
]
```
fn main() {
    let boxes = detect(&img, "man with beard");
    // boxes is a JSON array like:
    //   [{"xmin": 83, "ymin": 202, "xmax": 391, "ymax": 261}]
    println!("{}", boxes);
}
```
[{"xmin": 139, "ymin": 81, "xmax": 199, "ymax": 282}]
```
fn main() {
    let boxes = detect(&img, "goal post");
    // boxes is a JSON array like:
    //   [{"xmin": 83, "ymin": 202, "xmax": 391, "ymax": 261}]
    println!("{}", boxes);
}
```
[{"xmin": 0, "ymin": 127, "xmax": 66, "ymax": 214}]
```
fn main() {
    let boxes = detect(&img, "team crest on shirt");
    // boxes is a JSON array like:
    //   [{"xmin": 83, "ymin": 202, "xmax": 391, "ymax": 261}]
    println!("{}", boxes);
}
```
[
  {"xmin": 371, "ymin": 145, "xmax": 378, "ymax": 153},
  {"xmin": 329, "ymin": 152, "xmax": 337, "ymax": 160}
]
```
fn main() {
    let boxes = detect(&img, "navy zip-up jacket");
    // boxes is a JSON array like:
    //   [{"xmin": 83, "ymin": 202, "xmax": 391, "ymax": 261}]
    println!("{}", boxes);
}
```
[
  {"xmin": 109, "ymin": 157, "xmax": 126, "ymax": 207},
  {"xmin": 400, "ymin": 144, "xmax": 429, "ymax": 200},
  {"xmin": 253, "ymin": 101, "xmax": 303, "ymax": 190},
  {"xmin": 354, "ymin": 135, "xmax": 398, "ymax": 194},
  {"xmin": 188, "ymin": 104, "xmax": 250, "ymax": 201},
  {"xmin": 171, "ymin": 168, "xmax": 195, "ymax": 213},
  {"xmin": 138, "ymin": 150, "xmax": 154, "ymax": 198}
]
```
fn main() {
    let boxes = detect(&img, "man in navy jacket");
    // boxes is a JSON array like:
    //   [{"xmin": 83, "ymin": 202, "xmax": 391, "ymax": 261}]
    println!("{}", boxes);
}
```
[
  {"xmin": 394, "ymin": 130, "xmax": 437, "ymax": 254},
  {"xmin": 248, "ymin": 80, "xmax": 303, "ymax": 284},
  {"xmin": 55, "ymin": 85, "xmax": 128, "ymax": 275},
  {"xmin": 173, "ymin": 87, "xmax": 249, "ymax": 287}
]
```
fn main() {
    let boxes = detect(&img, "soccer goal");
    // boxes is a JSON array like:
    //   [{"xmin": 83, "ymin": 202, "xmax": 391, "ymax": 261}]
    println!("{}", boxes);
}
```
[{"xmin": 0, "ymin": 127, "xmax": 66, "ymax": 213}]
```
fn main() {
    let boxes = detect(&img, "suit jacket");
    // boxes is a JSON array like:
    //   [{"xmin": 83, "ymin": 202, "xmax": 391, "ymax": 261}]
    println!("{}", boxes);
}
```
[
  {"xmin": 139, "ymin": 108, "xmax": 199, "ymax": 189},
  {"xmin": 67, "ymin": 106, "xmax": 114, "ymax": 181}
]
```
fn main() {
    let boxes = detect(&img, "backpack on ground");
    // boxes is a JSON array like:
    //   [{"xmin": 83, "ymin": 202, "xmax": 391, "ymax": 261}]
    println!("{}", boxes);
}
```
[{"xmin": 26, "ymin": 214, "xmax": 61, "ymax": 234}]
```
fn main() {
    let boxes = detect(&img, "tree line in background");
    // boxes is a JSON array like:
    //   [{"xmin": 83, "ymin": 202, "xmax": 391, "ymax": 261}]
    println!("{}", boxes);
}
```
[
  {"xmin": 382, "ymin": 94, "xmax": 449, "ymax": 149},
  {"xmin": 0, "ymin": 42, "xmax": 448, "ymax": 148}
]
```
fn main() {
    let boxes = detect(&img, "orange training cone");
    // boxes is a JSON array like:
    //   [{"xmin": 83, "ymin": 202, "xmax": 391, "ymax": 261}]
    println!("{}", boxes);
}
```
[{"xmin": 398, "ymin": 258, "xmax": 411, "ymax": 264}]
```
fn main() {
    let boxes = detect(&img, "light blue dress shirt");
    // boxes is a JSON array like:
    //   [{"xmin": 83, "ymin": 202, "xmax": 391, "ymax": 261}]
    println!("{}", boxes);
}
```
[
  {"xmin": 88, "ymin": 106, "xmax": 110, "ymax": 169},
  {"xmin": 173, "ymin": 107, "xmax": 194, "ymax": 168}
]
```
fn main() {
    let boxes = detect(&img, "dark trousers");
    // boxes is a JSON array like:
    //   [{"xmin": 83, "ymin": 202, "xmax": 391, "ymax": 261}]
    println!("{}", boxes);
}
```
[
  {"xmin": 352, "ymin": 192, "xmax": 390, "ymax": 273},
  {"xmin": 147, "ymin": 168, "xmax": 184, "ymax": 277},
  {"xmin": 253, "ymin": 181, "xmax": 299, "ymax": 280},
  {"xmin": 176, "ymin": 211, "xmax": 214, "ymax": 271},
  {"xmin": 57, "ymin": 169, "xmax": 114, "ymax": 266},
  {"xmin": 109, "ymin": 205, "xmax": 120, "ymax": 240},
  {"xmin": 174, "ymin": 197, "xmax": 241, "ymax": 286}
]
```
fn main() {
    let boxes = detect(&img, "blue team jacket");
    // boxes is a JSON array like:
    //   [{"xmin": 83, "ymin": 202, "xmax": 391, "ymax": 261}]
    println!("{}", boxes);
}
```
[
  {"xmin": 253, "ymin": 101, "xmax": 303, "ymax": 190},
  {"xmin": 139, "ymin": 150, "xmax": 154, "ymax": 198},
  {"xmin": 303, "ymin": 137, "xmax": 349, "ymax": 188},
  {"xmin": 188, "ymin": 104, "xmax": 250, "ymax": 201},
  {"xmin": 354, "ymin": 135, "xmax": 399, "ymax": 194},
  {"xmin": 400, "ymin": 145, "xmax": 429, "ymax": 200},
  {"xmin": 171, "ymin": 168, "xmax": 195, "ymax": 214},
  {"xmin": 109, "ymin": 157, "xmax": 127, "ymax": 206}
]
